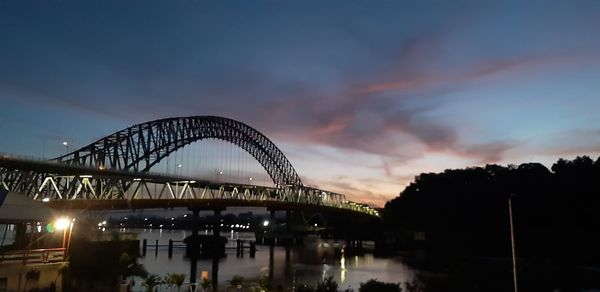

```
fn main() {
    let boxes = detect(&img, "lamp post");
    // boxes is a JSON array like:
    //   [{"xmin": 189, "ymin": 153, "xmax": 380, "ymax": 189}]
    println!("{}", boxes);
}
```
[
  {"xmin": 54, "ymin": 217, "xmax": 74, "ymax": 254},
  {"xmin": 62, "ymin": 141, "xmax": 69, "ymax": 155},
  {"xmin": 215, "ymin": 169, "xmax": 223, "ymax": 182},
  {"xmin": 508, "ymin": 194, "xmax": 518, "ymax": 292},
  {"xmin": 175, "ymin": 164, "xmax": 182, "ymax": 195}
]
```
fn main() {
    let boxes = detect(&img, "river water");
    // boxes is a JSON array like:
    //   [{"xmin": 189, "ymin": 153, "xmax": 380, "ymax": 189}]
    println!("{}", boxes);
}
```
[{"xmin": 125, "ymin": 228, "xmax": 416, "ymax": 290}]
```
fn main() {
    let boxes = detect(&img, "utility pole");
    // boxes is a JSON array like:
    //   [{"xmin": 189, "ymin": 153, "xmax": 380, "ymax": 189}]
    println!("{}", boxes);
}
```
[{"xmin": 508, "ymin": 193, "xmax": 518, "ymax": 292}]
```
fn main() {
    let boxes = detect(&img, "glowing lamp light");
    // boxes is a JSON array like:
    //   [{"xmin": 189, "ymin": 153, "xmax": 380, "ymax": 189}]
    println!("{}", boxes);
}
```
[
  {"xmin": 42, "ymin": 198, "xmax": 50, "ymax": 202},
  {"xmin": 54, "ymin": 217, "xmax": 71, "ymax": 231},
  {"xmin": 262, "ymin": 220, "xmax": 269, "ymax": 227}
]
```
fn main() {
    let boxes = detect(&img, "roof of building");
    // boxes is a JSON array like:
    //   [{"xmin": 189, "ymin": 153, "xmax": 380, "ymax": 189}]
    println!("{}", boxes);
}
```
[{"xmin": 0, "ymin": 190, "xmax": 57, "ymax": 222}]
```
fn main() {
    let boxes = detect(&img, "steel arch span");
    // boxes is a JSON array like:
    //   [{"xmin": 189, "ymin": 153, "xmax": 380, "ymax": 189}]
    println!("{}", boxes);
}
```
[{"xmin": 55, "ymin": 116, "xmax": 303, "ymax": 187}]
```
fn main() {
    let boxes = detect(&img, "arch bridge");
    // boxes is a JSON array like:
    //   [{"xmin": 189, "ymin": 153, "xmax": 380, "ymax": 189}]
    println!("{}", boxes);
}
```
[{"xmin": 0, "ymin": 116, "xmax": 379, "ymax": 218}]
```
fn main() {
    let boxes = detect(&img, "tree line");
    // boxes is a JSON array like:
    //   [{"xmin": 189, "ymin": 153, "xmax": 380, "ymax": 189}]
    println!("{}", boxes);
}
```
[{"xmin": 384, "ymin": 156, "xmax": 600, "ymax": 266}]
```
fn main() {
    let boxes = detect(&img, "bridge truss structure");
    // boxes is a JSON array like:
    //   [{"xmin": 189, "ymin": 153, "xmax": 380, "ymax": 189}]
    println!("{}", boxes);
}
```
[{"xmin": 0, "ymin": 116, "xmax": 380, "ymax": 217}]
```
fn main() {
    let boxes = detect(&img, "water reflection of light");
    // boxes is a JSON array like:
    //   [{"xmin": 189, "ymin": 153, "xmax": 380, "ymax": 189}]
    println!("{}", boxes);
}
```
[
  {"xmin": 365, "ymin": 254, "xmax": 374, "ymax": 266},
  {"xmin": 322, "ymin": 264, "xmax": 330, "ymax": 281},
  {"xmin": 340, "ymin": 248, "xmax": 346, "ymax": 283},
  {"xmin": 127, "ymin": 229, "xmax": 418, "ymax": 288},
  {"xmin": 354, "ymin": 256, "xmax": 359, "ymax": 267}
]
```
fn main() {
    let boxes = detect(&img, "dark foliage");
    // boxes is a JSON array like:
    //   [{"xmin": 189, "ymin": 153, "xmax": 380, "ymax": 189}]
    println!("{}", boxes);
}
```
[
  {"xmin": 384, "ymin": 156, "xmax": 600, "ymax": 266},
  {"xmin": 295, "ymin": 276, "xmax": 343, "ymax": 292},
  {"xmin": 359, "ymin": 279, "xmax": 402, "ymax": 292}
]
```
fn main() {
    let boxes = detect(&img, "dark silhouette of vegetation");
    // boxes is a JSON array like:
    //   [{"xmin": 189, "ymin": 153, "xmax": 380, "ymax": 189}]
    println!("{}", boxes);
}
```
[
  {"xmin": 293, "ymin": 278, "xmax": 419, "ymax": 292},
  {"xmin": 143, "ymin": 274, "xmax": 162, "ymax": 292},
  {"xmin": 164, "ymin": 273, "xmax": 186, "ymax": 292},
  {"xmin": 358, "ymin": 279, "xmax": 401, "ymax": 292},
  {"xmin": 229, "ymin": 275, "xmax": 244, "ymax": 289},
  {"xmin": 118, "ymin": 252, "xmax": 148, "ymax": 281},
  {"xmin": 384, "ymin": 156, "xmax": 600, "ymax": 289},
  {"xmin": 385, "ymin": 156, "xmax": 600, "ymax": 264},
  {"xmin": 315, "ymin": 276, "xmax": 339, "ymax": 292},
  {"xmin": 293, "ymin": 276, "xmax": 339, "ymax": 292},
  {"xmin": 200, "ymin": 277, "xmax": 212, "ymax": 291}
]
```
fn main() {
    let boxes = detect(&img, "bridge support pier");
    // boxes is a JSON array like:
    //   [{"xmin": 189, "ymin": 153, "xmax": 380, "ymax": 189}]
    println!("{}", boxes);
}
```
[
  {"xmin": 142, "ymin": 239, "xmax": 147, "ymax": 257},
  {"xmin": 249, "ymin": 241, "xmax": 256, "ymax": 258}
]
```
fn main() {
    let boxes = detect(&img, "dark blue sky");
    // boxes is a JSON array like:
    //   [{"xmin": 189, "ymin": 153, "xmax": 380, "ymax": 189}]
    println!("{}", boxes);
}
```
[{"xmin": 1, "ymin": 0, "xmax": 600, "ymax": 206}]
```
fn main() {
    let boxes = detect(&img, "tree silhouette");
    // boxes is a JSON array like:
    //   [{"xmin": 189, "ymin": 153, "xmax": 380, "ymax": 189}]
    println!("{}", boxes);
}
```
[{"xmin": 384, "ymin": 156, "xmax": 600, "ymax": 265}]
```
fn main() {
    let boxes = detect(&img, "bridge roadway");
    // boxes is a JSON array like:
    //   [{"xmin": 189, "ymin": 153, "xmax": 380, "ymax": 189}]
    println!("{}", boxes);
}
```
[{"xmin": 0, "ymin": 155, "xmax": 380, "ymax": 218}]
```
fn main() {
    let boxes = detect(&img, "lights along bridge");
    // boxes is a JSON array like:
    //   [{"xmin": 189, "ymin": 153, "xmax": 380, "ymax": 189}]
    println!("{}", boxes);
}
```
[{"xmin": 0, "ymin": 116, "xmax": 379, "ymax": 218}]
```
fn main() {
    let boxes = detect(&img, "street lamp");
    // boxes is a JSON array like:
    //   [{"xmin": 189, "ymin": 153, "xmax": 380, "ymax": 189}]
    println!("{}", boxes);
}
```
[
  {"xmin": 62, "ymin": 141, "xmax": 69, "ymax": 154},
  {"xmin": 54, "ymin": 217, "xmax": 70, "ymax": 231},
  {"xmin": 54, "ymin": 217, "xmax": 75, "ymax": 253}
]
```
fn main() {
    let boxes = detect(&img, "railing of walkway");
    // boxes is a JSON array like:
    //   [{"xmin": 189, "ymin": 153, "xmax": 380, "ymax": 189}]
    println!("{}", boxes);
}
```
[{"xmin": 0, "ymin": 248, "xmax": 66, "ymax": 265}]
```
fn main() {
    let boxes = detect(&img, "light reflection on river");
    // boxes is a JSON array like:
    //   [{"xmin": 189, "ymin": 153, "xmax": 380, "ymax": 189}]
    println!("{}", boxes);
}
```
[{"xmin": 124, "ymin": 228, "xmax": 416, "ymax": 290}]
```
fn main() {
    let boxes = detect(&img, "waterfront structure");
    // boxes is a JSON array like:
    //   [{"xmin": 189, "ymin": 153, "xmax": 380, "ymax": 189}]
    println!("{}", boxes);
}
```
[{"xmin": 0, "ymin": 190, "xmax": 67, "ymax": 292}]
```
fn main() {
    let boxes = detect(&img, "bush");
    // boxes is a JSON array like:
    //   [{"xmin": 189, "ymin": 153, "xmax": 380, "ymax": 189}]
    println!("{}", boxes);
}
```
[
  {"xmin": 230, "ymin": 275, "xmax": 244, "ymax": 288},
  {"xmin": 359, "ymin": 279, "xmax": 402, "ymax": 292},
  {"xmin": 316, "ymin": 276, "xmax": 338, "ymax": 292}
]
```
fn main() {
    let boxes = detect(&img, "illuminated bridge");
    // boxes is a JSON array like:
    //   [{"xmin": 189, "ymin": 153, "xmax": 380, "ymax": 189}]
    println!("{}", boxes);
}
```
[{"xmin": 0, "ymin": 116, "xmax": 379, "ymax": 218}]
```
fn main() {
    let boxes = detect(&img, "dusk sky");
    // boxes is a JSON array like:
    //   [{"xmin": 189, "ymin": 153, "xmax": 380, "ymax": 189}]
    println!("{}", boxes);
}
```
[{"xmin": 1, "ymin": 0, "xmax": 600, "ymax": 207}]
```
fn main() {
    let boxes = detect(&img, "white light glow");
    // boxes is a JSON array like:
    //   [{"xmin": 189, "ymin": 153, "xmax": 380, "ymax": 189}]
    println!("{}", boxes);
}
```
[{"xmin": 55, "ymin": 217, "xmax": 70, "ymax": 231}]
